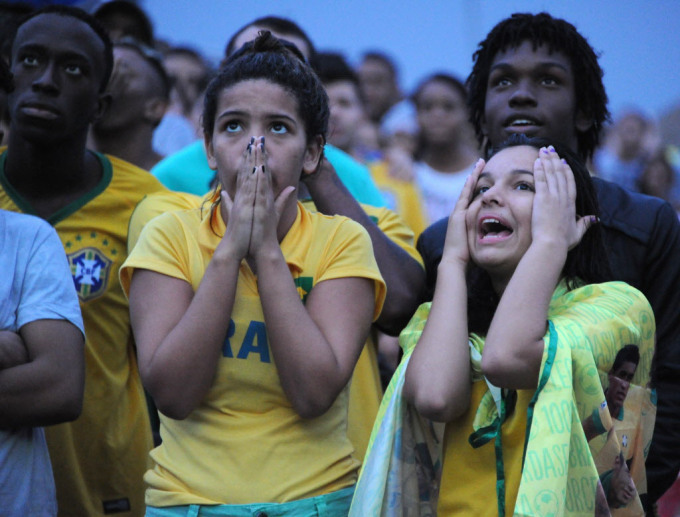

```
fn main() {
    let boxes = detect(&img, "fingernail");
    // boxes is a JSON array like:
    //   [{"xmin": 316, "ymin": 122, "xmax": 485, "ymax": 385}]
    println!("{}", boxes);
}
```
[
  {"xmin": 561, "ymin": 159, "xmax": 567, "ymax": 164},
  {"xmin": 248, "ymin": 144, "xmax": 252, "ymax": 154},
  {"xmin": 590, "ymin": 216, "xmax": 600, "ymax": 224},
  {"xmin": 542, "ymin": 147, "xmax": 549, "ymax": 154},
  {"xmin": 548, "ymin": 145, "xmax": 555, "ymax": 152},
  {"xmin": 250, "ymin": 137, "xmax": 255, "ymax": 145},
  {"xmin": 261, "ymin": 165, "xmax": 266, "ymax": 174},
  {"xmin": 252, "ymin": 167, "xmax": 257, "ymax": 174}
]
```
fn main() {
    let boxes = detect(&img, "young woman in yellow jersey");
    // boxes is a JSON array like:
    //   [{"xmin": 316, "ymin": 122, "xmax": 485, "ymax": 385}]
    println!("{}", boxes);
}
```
[{"xmin": 122, "ymin": 32, "xmax": 385, "ymax": 516}]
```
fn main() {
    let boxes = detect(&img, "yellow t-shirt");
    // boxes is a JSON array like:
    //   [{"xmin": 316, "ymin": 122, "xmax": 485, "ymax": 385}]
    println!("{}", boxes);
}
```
[
  {"xmin": 0, "ymin": 150, "xmax": 163, "ymax": 517},
  {"xmin": 302, "ymin": 199, "xmax": 423, "ymax": 461},
  {"xmin": 368, "ymin": 160, "xmax": 428, "ymax": 239},
  {"xmin": 120, "ymin": 202, "xmax": 386, "ymax": 506},
  {"xmin": 438, "ymin": 383, "xmax": 532, "ymax": 516},
  {"xmin": 130, "ymin": 192, "xmax": 423, "ymax": 463}
]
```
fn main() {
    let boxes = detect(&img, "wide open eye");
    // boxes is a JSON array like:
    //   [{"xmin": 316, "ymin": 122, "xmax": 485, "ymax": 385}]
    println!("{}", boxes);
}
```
[
  {"xmin": 225, "ymin": 121, "xmax": 242, "ymax": 133},
  {"xmin": 271, "ymin": 122, "xmax": 288, "ymax": 134},
  {"xmin": 64, "ymin": 64, "xmax": 83, "ymax": 76}
]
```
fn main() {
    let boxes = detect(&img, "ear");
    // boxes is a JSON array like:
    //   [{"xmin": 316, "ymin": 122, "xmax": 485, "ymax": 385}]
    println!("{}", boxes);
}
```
[
  {"xmin": 301, "ymin": 135, "xmax": 324, "ymax": 175},
  {"xmin": 575, "ymin": 109, "xmax": 593, "ymax": 133},
  {"xmin": 91, "ymin": 92, "xmax": 111, "ymax": 124},
  {"xmin": 143, "ymin": 98, "xmax": 168, "ymax": 126},
  {"xmin": 204, "ymin": 132, "xmax": 218, "ymax": 170}
]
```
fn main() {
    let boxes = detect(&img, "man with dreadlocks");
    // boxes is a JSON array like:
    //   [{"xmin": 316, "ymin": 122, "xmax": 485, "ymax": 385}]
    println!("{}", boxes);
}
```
[{"xmin": 414, "ymin": 12, "xmax": 680, "ymax": 513}]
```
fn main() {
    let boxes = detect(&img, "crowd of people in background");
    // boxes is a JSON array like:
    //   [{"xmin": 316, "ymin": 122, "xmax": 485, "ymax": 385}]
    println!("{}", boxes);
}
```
[{"xmin": 1, "ymin": 1, "xmax": 680, "ymax": 516}]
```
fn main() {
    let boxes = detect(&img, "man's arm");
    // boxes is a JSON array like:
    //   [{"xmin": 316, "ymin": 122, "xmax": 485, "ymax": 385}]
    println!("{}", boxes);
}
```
[
  {"xmin": 303, "ymin": 158, "xmax": 425, "ymax": 335},
  {"xmin": 416, "ymin": 217, "xmax": 449, "ymax": 302},
  {"xmin": 640, "ymin": 201, "xmax": 680, "ymax": 502},
  {"xmin": 0, "ymin": 320, "xmax": 84, "ymax": 427}
]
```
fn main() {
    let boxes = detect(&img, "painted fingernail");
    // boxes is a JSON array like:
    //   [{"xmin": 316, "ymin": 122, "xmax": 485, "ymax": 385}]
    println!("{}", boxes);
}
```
[
  {"xmin": 590, "ymin": 216, "xmax": 600, "ymax": 224},
  {"xmin": 561, "ymin": 158, "xmax": 567, "ymax": 164},
  {"xmin": 262, "ymin": 165, "xmax": 266, "ymax": 174},
  {"xmin": 252, "ymin": 167, "xmax": 257, "ymax": 174},
  {"xmin": 248, "ymin": 144, "xmax": 252, "ymax": 154},
  {"xmin": 250, "ymin": 136, "xmax": 255, "ymax": 145},
  {"xmin": 542, "ymin": 147, "xmax": 549, "ymax": 154},
  {"xmin": 548, "ymin": 145, "xmax": 556, "ymax": 152}
]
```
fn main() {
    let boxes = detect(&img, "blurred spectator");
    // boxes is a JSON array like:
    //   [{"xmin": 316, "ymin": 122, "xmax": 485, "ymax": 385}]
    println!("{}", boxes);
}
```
[
  {"xmin": 92, "ymin": 0, "xmax": 154, "ymax": 46},
  {"xmin": 357, "ymin": 51, "xmax": 417, "ymax": 150},
  {"xmin": 412, "ymin": 73, "xmax": 478, "ymax": 224},
  {"xmin": 89, "ymin": 37, "xmax": 170, "ymax": 170},
  {"xmin": 638, "ymin": 150, "xmax": 680, "ymax": 215},
  {"xmin": 152, "ymin": 46, "xmax": 211, "ymax": 155},
  {"xmin": 593, "ymin": 110, "xmax": 658, "ymax": 192},
  {"xmin": 316, "ymin": 50, "xmax": 427, "ymax": 237}
]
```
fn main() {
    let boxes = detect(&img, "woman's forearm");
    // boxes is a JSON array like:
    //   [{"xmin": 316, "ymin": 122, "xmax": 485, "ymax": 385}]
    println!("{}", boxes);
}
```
[
  {"xmin": 130, "ymin": 255, "xmax": 241, "ymax": 419},
  {"xmin": 255, "ymin": 245, "xmax": 374, "ymax": 418},
  {"xmin": 404, "ymin": 259, "xmax": 471, "ymax": 422}
]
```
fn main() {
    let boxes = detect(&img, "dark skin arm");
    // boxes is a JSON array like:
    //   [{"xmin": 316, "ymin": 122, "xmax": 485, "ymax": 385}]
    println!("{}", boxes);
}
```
[
  {"xmin": 302, "ymin": 157, "xmax": 425, "ymax": 335},
  {"xmin": 0, "ymin": 320, "xmax": 84, "ymax": 427}
]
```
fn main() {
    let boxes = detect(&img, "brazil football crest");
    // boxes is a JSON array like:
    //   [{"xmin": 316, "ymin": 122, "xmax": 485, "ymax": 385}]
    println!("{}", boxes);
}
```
[{"xmin": 68, "ymin": 247, "xmax": 112, "ymax": 301}]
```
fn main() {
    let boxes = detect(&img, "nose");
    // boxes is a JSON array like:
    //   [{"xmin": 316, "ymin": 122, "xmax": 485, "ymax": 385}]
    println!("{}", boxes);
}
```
[
  {"xmin": 508, "ymin": 78, "xmax": 537, "ymax": 107},
  {"xmin": 32, "ymin": 62, "xmax": 59, "ymax": 94},
  {"xmin": 480, "ymin": 185, "xmax": 503, "ymax": 206}
]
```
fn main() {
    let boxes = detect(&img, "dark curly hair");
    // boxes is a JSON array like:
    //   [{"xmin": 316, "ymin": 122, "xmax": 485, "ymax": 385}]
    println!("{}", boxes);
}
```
[
  {"xmin": 467, "ymin": 12, "xmax": 610, "ymax": 161},
  {"xmin": 467, "ymin": 134, "xmax": 612, "ymax": 334},
  {"xmin": 203, "ymin": 30, "xmax": 328, "ymax": 144}
]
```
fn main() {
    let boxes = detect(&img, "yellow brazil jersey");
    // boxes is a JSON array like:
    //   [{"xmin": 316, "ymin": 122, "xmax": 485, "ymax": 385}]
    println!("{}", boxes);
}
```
[
  {"xmin": 129, "ymin": 192, "xmax": 423, "ymax": 463},
  {"xmin": 303, "ymin": 199, "xmax": 424, "ymax": 461},
  {"xmin": 120, "ymin": 202, "xmax": 386, "ymax": 506},
  {"xmin": 0, "ymin": 149, "xmax": 164, "ymax": 517}
]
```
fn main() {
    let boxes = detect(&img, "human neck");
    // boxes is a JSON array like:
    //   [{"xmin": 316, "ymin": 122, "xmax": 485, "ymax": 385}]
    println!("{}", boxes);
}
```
[{"xmin": 4, "ymin": 133, "xmax": 103, "ymax": 219}]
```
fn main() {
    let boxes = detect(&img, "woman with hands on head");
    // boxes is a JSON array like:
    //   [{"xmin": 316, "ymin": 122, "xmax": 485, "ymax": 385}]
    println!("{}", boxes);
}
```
[
  {"xmin": 354, "ymin": 135, "xmax": 654, "ymax": 516},
  {"xmin": 120, "ymin": 31, "xmax": 385, "ymax": 516}
]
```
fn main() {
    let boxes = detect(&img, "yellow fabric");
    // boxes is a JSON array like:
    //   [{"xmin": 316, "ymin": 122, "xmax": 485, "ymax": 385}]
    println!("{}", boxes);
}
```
[
  {"xmin": 303, "ymin": 198, "xmax": 423, "ymax": 461},
  {"xmin": 0, "ymin": 150, "xmax": 162, "ymax": 517},
  {"xmin": 128, "ymin": 191, "xmax": 422, "ymax": 463},
  {"xmin": 439, "ymin": 383, "xmax": 532, "ymax": 516},
  {"xmin": 120, "ymin": 202, "xmax": 385, "ymax": 506},
  {"xmin": 127, "ymin": 190, "xmax": 203, "ymax": 252},
  {"xmin": 368, "ymin": 161, "xmax": 428, "ymax": 238},
  {"xmin": 351, "ymin": 280, "xmax": 655, "ymax": 517}
]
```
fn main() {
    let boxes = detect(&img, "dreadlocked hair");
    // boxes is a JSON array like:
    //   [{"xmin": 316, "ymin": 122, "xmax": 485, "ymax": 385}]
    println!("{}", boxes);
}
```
[{"xmin": 467, "ymin": 12, "xmax": 610, "ymax": 161}]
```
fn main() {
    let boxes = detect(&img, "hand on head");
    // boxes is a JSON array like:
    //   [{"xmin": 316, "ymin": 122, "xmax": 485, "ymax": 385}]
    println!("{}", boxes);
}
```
[
  {"xmin": 442, "ymin": 157, "xmax": 485, "ymax": 266},
  {"xmin": 531, "ymin": 146, "xmax": 597, "ymax": 252}
]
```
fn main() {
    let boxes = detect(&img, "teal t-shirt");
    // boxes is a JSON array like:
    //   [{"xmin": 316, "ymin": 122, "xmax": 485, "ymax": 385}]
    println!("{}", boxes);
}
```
[{"xmin": 151, "ymin": 140, "xmax": 386, "ymax": 207}]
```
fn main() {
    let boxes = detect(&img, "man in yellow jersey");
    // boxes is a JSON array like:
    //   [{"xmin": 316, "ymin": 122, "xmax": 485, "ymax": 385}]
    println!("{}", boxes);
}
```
[{"xmin": 0, "ymin": 6, "xmax": 164, "ymax": 516}]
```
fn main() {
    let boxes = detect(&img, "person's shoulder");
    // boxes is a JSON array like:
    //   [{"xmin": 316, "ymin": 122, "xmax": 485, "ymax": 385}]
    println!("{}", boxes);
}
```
[
  {"xmin": 593, "ymin": 177, "xmax": 678, "ymax": 242},
  {"xmin": 417, "ymin": 216, "xmax": 449, "ymax": 248},
  {"xmin": 106, "ymin": 153, "xmax": 164, "ymax": 184},
  {"xmin": 0, "ymin": 208, "xmax": 50, "ymax": 232}
]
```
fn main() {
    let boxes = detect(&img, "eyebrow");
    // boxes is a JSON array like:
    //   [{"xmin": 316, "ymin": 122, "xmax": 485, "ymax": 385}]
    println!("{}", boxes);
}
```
[
  {"xmin": 489, "ymin": 61, "xmax": 570, "ymax": 74},
  {"xmin": 478, "ymin": 169, "xmax": 534, "ymax": 180},
  {"xmin": 215, "ymin": 109, "xmax": 298, "ymax": 124}
]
